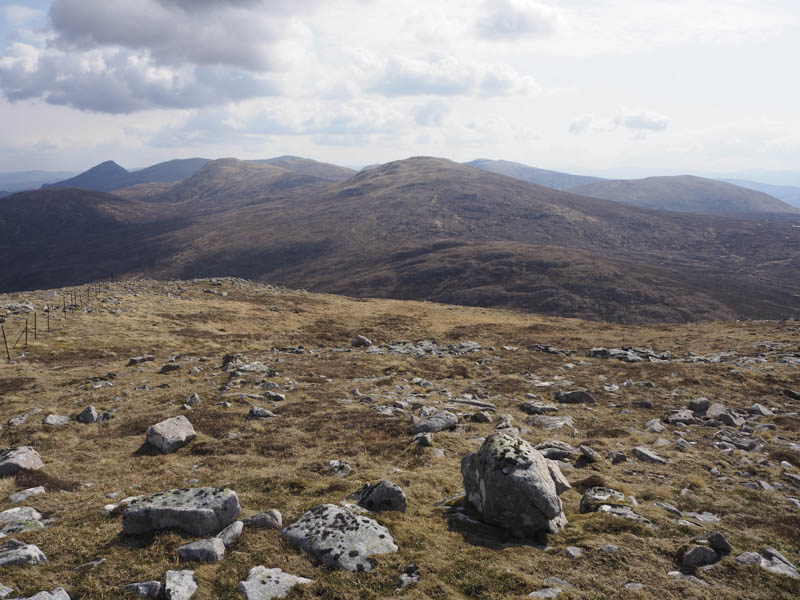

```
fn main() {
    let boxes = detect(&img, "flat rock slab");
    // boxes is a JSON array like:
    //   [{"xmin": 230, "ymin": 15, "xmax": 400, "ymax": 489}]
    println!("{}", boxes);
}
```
[
  {"xmin": 146, "ymin": 415, "xmax": 196, "ymax": 453},
  {"xmin": 237, "ymin": 566, "xmax": 313, "ymax": 599},
  {"xmin": 555, "ymin": 390, "xmax": 596, "ymax": 404},
  {"xmin": 633, "ymin": 446, "xmax": 667, "ymax": 464},
  {"xmin": 42, "ymin": 414, "xmax": 71, "ymax": 426},
  {"xmin": 408, "ymin": 410, "xmax": 458, "ymax": 434},
  {"xmin": 736, "ymin": 547, "xmax": 799, "ymax": 579},
  {"xmin": 0, "ymin": 447, "xmax": 44, "ymax": 476},
  {"xmin": 525, "ymin": 415, "xmax": 575, "ymax": 431},
  {"xmin": 123, "ymin": 581, "xmax": 164, "ymax": 598},
  {"xmin": 282, "ymin": 504, "xmax": 397, "ymax": 572},
  {"xmin": 0, "ymin": 539, "xmax": 47, "ymax": 566},
  {"xmin": 13, "ymin": 589, "xmax": 70, "ymax": 600},
  {"xmin": 123, "ymin": 487, "xmax": 240, "ymax": 536},
  {"xmin": 165, "ymin": 570, "xmax": 197, "ymax": 599}
]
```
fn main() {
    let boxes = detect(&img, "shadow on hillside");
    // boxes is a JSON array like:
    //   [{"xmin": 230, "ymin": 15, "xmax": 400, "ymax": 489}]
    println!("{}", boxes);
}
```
[
  {"xmin": 443, "ymin": 500, "xmax": 548, "ymax": 550},
  {"xmin": 133, "ymin": 441, "xmax": 162, "ymax": 456}
]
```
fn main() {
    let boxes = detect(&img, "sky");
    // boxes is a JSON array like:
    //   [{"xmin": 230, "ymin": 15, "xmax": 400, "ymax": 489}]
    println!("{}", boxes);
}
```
[{"xmin": 1, "ymin": 0, "xmax": 799, "ymax": 182}]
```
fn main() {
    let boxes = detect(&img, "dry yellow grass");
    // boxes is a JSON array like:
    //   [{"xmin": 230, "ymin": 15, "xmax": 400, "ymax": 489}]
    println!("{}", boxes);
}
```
[{"xmin": 0, "ymin": 278, "xmax": 798, "ymax": 599}]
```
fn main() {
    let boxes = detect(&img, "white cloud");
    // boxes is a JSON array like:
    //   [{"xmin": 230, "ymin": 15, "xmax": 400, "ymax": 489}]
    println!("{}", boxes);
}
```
[
  {"xmin": 569, "ymin": 108, "xmax": 669, "ymax": 135},
  {"xmin": 368, "ymin": 54, "xmax": 537, "ymax": 97},
  {"xmin": 475, "ymin": 0, "xmax": 564, "ymax": 40},
  {"xmin": 2, "ymin": 5, "xmax": 44, "ymax": 25}
]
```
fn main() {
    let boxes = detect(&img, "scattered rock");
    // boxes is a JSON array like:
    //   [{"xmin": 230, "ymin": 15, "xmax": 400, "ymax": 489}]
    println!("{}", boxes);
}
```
[
  {"xmin": 237, "ymin": 566, "xmax": 313, "ymax": 600},
  {"xmin": 281, "ymin": 504, "xmax": 397, "ymax": 572},
  {"xmin": 471, "ymin": 411, "xmax": 493, "ymax": 423},
  {"xmin": 11, "ymin": 589, "xmax": 70, "ymax": 599},
  {"xmin": 123, "ymin": 487, "xmax": 241, "ymax": 536},
  {"xmin": 123, "ymin": 581, "xmax": 163, "ymax": 598},
  {"xmin": 528, "ymin": 588, "xmax": 563, "ymax": 598},
  {"xmin": 127, "ymin": 355, "xmax": 154, "ymax": 366},
  {"xmin": 328, "ymin": 460, "xmax": 351, "ymax": 477},
  {"xmin": 396, "ymin": 564, "xmax": 421, "ymax": 592},
  {"xmin": 409, "ymin": 410, "xmax": 458, "ymax": 434},
  {"xmin": 682, "ymin": 545, "xmax": 719, "ymax": 571},
  {"xmin": 565, "ymin": 546, "xmax": 582, "ymax": 559},
  {"xmin": 461, "ymin": 432, "xmax": 569, "ymax": 536},
  {"xmin": 164, "ymin": 570, "xmax": 197, "ymax": 600},
  {"xmin": 349, "ymin": 481, "xmax": 407, "ymax": 512},
  {"xmin": 644, "ymin": 419, "xmax": 665, "ymax": 433},
  {"xmin": 243, "ymin": 509, "xmax": 282, "ymax": 530},
  {"xmin": 42, "ymin": 414, "xmax": 71, "ymax": 426},
  {"xmin": 352, "ymin": 335, "xmax": 372, "ymax": 348},
  {"xmin": 736, "ymin": 547, "xmax": 799, "ymax": 578},
  {"xmin": 76, "ymin": 406, "xmax": 98, "ymax": 424},
  {"xmin": 178, "ymin": 538, "xmax": 225, "ymax": 562},
  {"xmin": 0, "ymin": 447, "xmax": 43, "ymax": 476},
  {"xmin": 246, "ymin": 406, "xmax": 277, "ymax": 421},
  {"xmin": 158, "ymin": 363, "xmax": 181, "ymax": 374},
  {"xmin": 8, "ymin": 487, "xmax": 45, "ymax": 503},
  {"xmin": 216, "ymin": 520, "xmax": 243, "ymax": 546},
  {"xmin": 0, "ymin": 539, "xmax": 47, "ymax": 566},
  {"xmin": 525, "ymin": 415, "xmax": 575, "ymax": 431},
  {"xmin": 633, "ymin": 446, "xmax": 667, "ymax": 464},
  {"xmin": 146, "ymin": 415, "xmax": 196, "ymax": 453},
  {"xmin": 555, "ymin": 390, "xmax": 597, "ymax": 404}
]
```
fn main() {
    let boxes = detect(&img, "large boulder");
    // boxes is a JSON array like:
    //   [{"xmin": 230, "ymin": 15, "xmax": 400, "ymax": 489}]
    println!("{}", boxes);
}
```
[
  {"xmin": 0, "ymin": 447, "xmax": 43, "ymax": 476},
  {"xmin": 736, "ymin": 547, "xmax": 799, "ymax": 579},
  {"xmin": 348, "ymin": 481, "xmax": 407, "ymax": 513},
  {"xmin": 146, "ymin": 416, "xmax": 196, "ymax": 453},
  {"xmin": 165, "ymin": 570, "xmax": 197, "ymax": 600},
  {"xmin": 237, "ymin": 566, "xmax": 313, "ymax": 599},
  {"xmin": 460, "ymin": 433, "xmax": 569, "ymax": 537},
  {"xmin": 282, "ymin": 504, "xmax": 397, "ymax": 572},
  {"xmin": 123, "ymin": 487, "xmax": 240, "ymax": 536}
]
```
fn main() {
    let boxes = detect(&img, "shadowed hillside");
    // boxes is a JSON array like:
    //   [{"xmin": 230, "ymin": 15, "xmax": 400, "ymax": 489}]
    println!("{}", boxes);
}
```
[
  {"xmin": 1, "ymin": 157, "xmax": 799, "ymax": 323},
  {"xmin": 570, "ymin": 175, "xmax": 799, "ymax": 215}
]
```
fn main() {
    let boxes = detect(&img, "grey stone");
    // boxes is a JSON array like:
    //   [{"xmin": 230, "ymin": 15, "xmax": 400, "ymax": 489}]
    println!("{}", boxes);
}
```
[
  {"xmin": 76, "ymin": 406, "xmax": 98, "ymax": 424},
  {"xmin": 748, "ymin": 403, "xmax": 773, "ymax": 416},
  {"xmin": 127, "ymin": 355, "xmax": 154, "ymax": 366},
  {"xmin": 783, "ymin": 472, "xmax": 800, "ymax": 487},
  {"xmin": 282, "ymin": 504, "xmax": 397, "ymax": 572},
  {"xmin": 666, "ymin": 571, "xmax": 709, "ymax": 586},
  {"xmin": 349, "ymin": 481, "xmax": 407, "ymax": 512},
  {"xmin": 123, "ymin": 581, "xmax": 164, "ymax": 598},
  {"xmin": 7, "ymin": 409, "xmax": 42, "ymax": 427},
  {"xmin": 607, "ymin": 451, "xmax": 627, "ymax": 464},
  {"xmin": 243, "ymin": 509, "xmax": 282, "ymax": 530},
  {"xmin": 579, "ymin": 487, "xmax": 628, "ymax": 513},
  {"xmin": 667, "ymin": 410, "xmax": 701, "ymax": 425},
  {"xmin": 528, "ymin": 589, "xmax": 562, "ymax": 598},
  {"xmin": 413, "ymin": 433, "xmax": 433, "ymax": 447},
  {"xmin": 246, "ymin": 406, "xmax": 277, "ymax": 421},
  {"xmin": 237, "ymin": 566, "xmax": 313, "ymax": 599},
  {"xmin": 579, "ymin": 445, "xmax": 599, "ymax": 463},
  {"xmin": 519, "ymin": 402, "xmax": 558, "ymax": 415},
  {"xmin": 123, "ymin": 487, "xmax": 240, "ymax": 536},
  {"xmin": 0, "ymin": 506, "xmax": 44, "ymax": 534},
  {"xmin": 352, "ymin": 335, "xmax": 372, "ymax": 348},
  {"xmin": 535, "ymin": 440, "xmax": 577, "ymax": 461},
  {"xmin": 565, "ymin": 546, "xmax": 582, "ymax": 559},
  {"xmin": 164, "ymin": 570, "xmax": 197, "ymax": 599},
  {"xmin": 42, "ymin": 414, "xmax": 71, "ymax": 426},
  {"xmin": 633, "ymin": 446, "xmax": 667, "ymax": 464},
  {"xmin": 0, "ymin": 583, "xmax": 12, "ymax": 598},
  {"xmin": 644, "ymin": 419, "xmax": 665, "ymax": 433},
  {"xmin": 687, "ymin": 397, "xmax": 710, "ymax": 414},
  {"xmin": 461, "ymin": 432, "xmax": 569, "ymax": 537},
  {"xmin": 158, "ymin": 363, "xmax": 181, "ymax": 374},
  {"xmin": 178, "ymin": 537, "xmax": 225, "ymax": 562},
  {"xmin": 682, "ymin": 545, "xmax": 719, "ymax": 570},
  {"xmin": 146, "ymin": 416, "xmax": 196, "ymax": 453},
  {"xmin": 525, "ymin": 415, "xmax": 575, "ymax": 431},
  {"xmin": 471, "ymin": 411, "xmax": 493, "ymax": 423},
  {"xmin": 216, "ymin": 520, "xmax": 243, "ymax": 546},
  {"xmin": 555, "ymin": 390, "xmax": 596, "ymax": 404},
  {"xmin": 396, "ymin": 564, "xmax": 421, "ymax": 592},
  {"xmin": 684, "ymin": 511, "xmax": 721, "ymax": 524},
  {"xmin": 600, "ymin": 544, "xmax": 620, "ymax": 553},
  {"xmin": 409, "ymin": 410, "xmax": 458, "ymax": 434},
  {"xmin": 328, "ymin": 460, "xmax": 351, "ymax": 477},
  {"xmin": 699, "ymin": 532, "xmax": 731, "ymax": 556},
  {"xmin": 624, "ymin": 583, "xmax": 644, "ymax": 590},
  {"xmin": 736, "ymin": 548, "xmax": 799, "ymax": 578},
  {"xmin": 8, "ymin": 487, "xmax": 46, "ymax": 503},
  {"xmin": 0, "ymin": 539, "xmax": 47, "ymax": 566},
  {"xmin": 184, "ymin": 393, "xmax": 201, "ymax": 406},
  {"xmin": 655, "ymin": 502, "xmax": 682, "ymax": 517},
  {"xmin": 11, "ymin": 589, "xmax": 70, "ymax": 600},
  {"xmin": 706, "ymin": 403, "xmax": 744, "ymax": 427}
]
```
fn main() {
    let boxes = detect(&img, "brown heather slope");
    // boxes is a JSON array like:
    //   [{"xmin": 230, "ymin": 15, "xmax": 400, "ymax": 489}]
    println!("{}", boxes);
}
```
[
  {"xmin": 253, "ymin": 155, "xmax": 357, "ymax": 182},
  {"xmin": 570, "ymin": 175, "xmax": 800, "ymax": 216},
  {"xmin": 1, "ymin": 157, "xmax": 799, "ymax": 323},
  {"xmin": 0, "ymin": 278, "xmax": 799, "ymax": 599}
]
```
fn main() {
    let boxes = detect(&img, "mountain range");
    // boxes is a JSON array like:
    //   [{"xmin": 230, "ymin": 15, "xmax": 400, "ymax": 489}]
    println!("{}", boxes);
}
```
[
  {"xmin": 2, "ymin": 155, "xmax": 799, "ymax": 323},
  {"xmin": 720, "ymin": 178, "xmax": 800, "ymax": 209},
  {"xmin": 41, "ymin": 158, "xmax": 210, "ymax": 192}
]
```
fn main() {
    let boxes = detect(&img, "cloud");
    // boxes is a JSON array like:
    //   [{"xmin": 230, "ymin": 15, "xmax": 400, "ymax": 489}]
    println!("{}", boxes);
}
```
[
  {"xmin": 0, "ymin": 43, "xmax": 277, "ymax": 113},
  {"xmin": 368, "ymin": 54, "xmax": 537, "ymax": 97},
  {"xmin": 414, "ymin": 100, "xmax": 448, "ymax": 127},
  {"xmin": 569, "ymin": 108, "xmax": 669, "ymax": 135},
  {"xmin": 475, "ymin": 0, "xmax": 563, "ymax": 40},
  {"xmin": 2, "ymin": 5, "xmax": 45, "ymax": 25}
]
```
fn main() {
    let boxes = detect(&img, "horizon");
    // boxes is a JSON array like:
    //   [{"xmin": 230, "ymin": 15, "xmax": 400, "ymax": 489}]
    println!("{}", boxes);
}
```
[{"xmin": 1, "ymin": 1, "xmax": 799, "ymax": 182}]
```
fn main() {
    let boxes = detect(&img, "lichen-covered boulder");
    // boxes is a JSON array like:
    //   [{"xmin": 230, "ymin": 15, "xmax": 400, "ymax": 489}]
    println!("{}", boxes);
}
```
[
  {"xmin": 123, "ymin": 487, "xmax": 240, "ymax": 536},
  {"xmin": 0, "ymin": 447, "xmax": 43, "ymax": 477},
  {"xmin": 282, "ymin": 504, "xmax": 397, "ymax": 572},
  {"xmin": 460, "ymin": 433, "xmax": 570, "ymax": 537},
  {"xmin": 0, "ymin": 539, "xmax": 47, "ymax": 566}
]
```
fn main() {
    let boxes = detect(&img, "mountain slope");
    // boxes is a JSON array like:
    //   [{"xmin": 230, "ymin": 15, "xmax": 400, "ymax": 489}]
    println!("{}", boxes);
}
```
[
  {"xmin": 465, "ymin": 158, "xmax": 605, "ymax": 190},
  {"xmin": 253, "ymin": 155, "xmax": 356, "ymax": 182},
  {"xmin": 1, "ymin": 157, "xmax": 799, "ymax": 323},
  {"xmin": 42, "ymin": 158, "xmax": 210, "ymax": 192},
  {"xmin": 720, "ymin": 178, "xmax": 800, "ymax": 209},
  {"xmin": 570, "ymin": 175, "xmax": 799, "ymax": 215}
]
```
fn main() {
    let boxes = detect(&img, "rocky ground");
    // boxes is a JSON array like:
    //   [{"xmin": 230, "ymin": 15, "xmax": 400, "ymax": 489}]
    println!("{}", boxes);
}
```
[{"xmin": 0, "ymin": 278, "xmax": 798, "ymax": 599}]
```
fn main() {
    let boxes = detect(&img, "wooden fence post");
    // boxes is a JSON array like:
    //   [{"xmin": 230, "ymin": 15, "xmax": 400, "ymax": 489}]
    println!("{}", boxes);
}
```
[
  {"xmin": 34, "ymin": 312, "xmax": 37, "ymax": 340},
  {"xmin": 1, "ymin": 325, "xmax": 9, "ymax": 361}
]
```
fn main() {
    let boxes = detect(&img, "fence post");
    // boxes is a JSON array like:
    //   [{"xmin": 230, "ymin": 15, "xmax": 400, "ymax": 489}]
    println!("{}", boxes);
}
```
[
  {"xmin": 34, "ymin": 312, "xmax": 37, "ymax": 340},
  {"xmin": 1, "ymin": 325, "xmax": 9, "ymax": 361}
]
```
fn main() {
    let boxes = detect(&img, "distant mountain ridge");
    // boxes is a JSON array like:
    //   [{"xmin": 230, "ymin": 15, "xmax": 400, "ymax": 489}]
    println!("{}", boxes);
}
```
[
  {"xmin": 42, "ymin": 158, "xmax": 211, "ymax": 192},
  {"xmin": 569, "ymin": 175, "xmax": 799, "ymax": 215},
  {"xmin": 0, "ymin": 169, "xmax": 77, "ymax": 192},
  {"xmin": 465, "ymin": 158, "xmax": 606, "ymax": 190},
  {"xmin": 719, "ymin": 178, "xmax": 800, "ymax": 209},
  {"xmin": 252, "ymin": 155, "xmax": 356, "ymax": 182}
]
